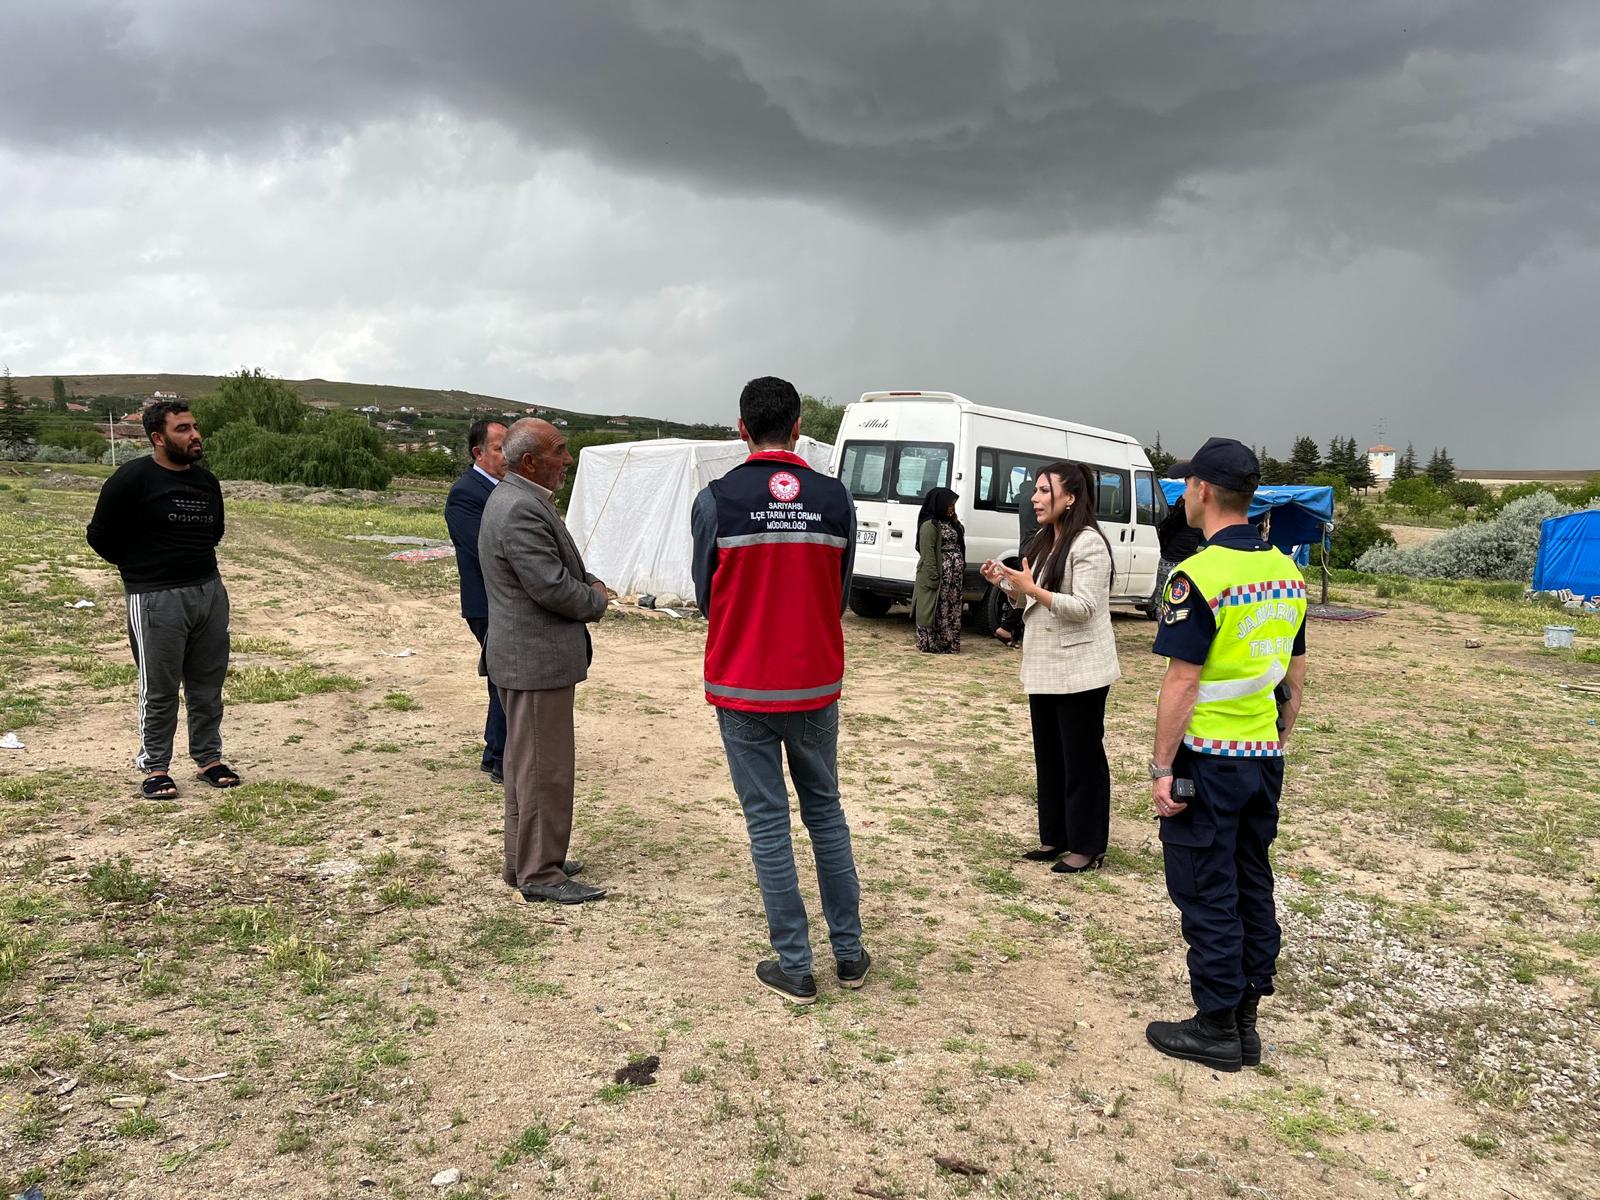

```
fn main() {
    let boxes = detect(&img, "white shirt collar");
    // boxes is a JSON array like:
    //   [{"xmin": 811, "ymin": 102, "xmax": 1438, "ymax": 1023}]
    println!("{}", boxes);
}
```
[{"xmin": 473, "ymin": 463, "xmax": 500, "ymax": 486}]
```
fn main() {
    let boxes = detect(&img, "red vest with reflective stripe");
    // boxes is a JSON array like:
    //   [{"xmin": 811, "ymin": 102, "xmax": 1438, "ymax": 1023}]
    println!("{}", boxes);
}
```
[{"xmin": 702, "ymin": 451, "xmax": 853, "ymax": 713}]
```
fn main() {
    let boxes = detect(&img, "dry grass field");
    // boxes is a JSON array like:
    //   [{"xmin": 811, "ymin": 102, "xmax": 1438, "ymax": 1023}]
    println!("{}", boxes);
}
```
[{"xmin": 2, "ymin": 474, "xmax": 1598, "ymax": 1199}]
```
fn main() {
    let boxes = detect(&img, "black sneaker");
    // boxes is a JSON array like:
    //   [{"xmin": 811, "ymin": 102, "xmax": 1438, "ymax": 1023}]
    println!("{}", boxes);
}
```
[
  {"xmin": 755, "ymin": 960, "xmax": 817, "ymax": 1005},
  {"xmin": 836, "ymin": 950, "xmax": 872, "ymax": 989}
]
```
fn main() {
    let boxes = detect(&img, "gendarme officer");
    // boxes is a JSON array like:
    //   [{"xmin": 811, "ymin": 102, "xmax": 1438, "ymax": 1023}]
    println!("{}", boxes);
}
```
[{"xmin": 1145, "ymin": 437, "xmax": 1307, "ymax": 1072}]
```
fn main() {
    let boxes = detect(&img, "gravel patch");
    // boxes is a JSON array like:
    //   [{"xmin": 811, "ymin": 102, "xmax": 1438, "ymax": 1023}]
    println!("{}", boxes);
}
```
[{"xmin": 1278, "ymin": 885, "xmax": 1600, "ymax": 1135}]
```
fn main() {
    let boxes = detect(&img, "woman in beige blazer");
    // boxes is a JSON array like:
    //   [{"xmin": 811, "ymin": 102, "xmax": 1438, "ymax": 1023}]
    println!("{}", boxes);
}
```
[{"xmin": 982, "ymin": 462, "xmax": 1121, "ymax": 873}]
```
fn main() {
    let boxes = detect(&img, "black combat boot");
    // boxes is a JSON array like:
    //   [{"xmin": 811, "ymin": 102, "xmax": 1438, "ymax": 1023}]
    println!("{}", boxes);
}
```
[
  {"xmin": 1145, "ymin": 1011, "xmax": 1243, "ymax": 1072},
  {"xmin": 1236, "ymin": 991, "xmax": 1262, "ymax": 1067}
]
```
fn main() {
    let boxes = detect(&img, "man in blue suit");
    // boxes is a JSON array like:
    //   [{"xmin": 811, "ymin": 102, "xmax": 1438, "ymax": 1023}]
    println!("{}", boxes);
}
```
[{"xmin": 445, "ymin": 419, "xmax": 509, "ymax": 782}]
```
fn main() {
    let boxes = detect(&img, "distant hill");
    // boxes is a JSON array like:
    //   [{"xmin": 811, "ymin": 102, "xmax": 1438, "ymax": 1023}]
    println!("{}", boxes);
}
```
[{"xmin": 9, "ymin": 372, "xmax": 734, "ymax": 439}]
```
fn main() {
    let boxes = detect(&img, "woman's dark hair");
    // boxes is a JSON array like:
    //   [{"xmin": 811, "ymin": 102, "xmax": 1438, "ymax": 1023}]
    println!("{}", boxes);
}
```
[
  {"xmin": 1024, "ymin": 462, "xmax": 1113, "ymax": 591},
  {"xmin": 917, "ymin": 486, "xmax": 964, "ymax": 558}
]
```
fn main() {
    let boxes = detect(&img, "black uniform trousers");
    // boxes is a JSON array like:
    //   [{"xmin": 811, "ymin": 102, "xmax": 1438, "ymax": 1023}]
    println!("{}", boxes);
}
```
[{"xmin": 1159, "ymin": 745, "xmax": 1283, "ymax": 1015}]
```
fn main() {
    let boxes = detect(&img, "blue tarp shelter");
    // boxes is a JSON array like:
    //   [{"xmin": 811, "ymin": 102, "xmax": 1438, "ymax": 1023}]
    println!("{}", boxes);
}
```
[
  {"xmin": 1159, "ymin": 481, "xmax": 1335, "ymax": 567},
  {"xmin": 1532, "ymin": 509, "xmax": 1600, "ymax": 597}
]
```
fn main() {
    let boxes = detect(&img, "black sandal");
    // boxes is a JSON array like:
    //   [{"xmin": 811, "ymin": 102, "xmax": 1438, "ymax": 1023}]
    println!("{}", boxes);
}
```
[
  {"xmin": 196, "ymin": 763, "xmax": 241, "ymax": 789},
  {"xmin": 140, "ymin": 774, "xmax": 179, "ymax": 799}
]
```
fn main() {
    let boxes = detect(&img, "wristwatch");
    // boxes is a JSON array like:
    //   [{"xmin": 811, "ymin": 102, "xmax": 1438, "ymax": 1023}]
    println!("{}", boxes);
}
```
[{"xmin": 1148, "ymin": 762, "xmax": 1173, "ymax": 780}]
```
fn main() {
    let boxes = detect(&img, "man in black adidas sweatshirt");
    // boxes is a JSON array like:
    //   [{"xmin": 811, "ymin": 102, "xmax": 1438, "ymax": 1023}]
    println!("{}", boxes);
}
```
[{"xmin": 86, "ymin": 400, "xmax": 240, "ymax": 798}]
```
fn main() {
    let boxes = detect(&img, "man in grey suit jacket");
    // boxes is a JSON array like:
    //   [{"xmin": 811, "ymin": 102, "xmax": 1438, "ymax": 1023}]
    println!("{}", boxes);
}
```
[{"xmin": 479, "ymin": 417, "xmax": 609, "ymax": 904}]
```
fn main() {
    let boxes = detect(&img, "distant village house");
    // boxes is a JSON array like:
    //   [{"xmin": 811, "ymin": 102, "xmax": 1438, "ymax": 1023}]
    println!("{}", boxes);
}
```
[{"xmin": 1367, "ymin": 444, "xmax": 1397, "ymax": 482}]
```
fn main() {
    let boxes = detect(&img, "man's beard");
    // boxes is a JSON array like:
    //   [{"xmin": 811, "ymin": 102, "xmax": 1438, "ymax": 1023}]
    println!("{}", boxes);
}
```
[{"xmin": 162, "ymin": 438, "xmax": 203, "ymax": 465}]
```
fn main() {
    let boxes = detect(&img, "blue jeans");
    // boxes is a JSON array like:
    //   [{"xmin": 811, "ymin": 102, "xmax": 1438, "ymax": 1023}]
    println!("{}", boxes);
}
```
[{"xmin": 716, "ymin": 702, "xmax": 864, "ymax": 977}]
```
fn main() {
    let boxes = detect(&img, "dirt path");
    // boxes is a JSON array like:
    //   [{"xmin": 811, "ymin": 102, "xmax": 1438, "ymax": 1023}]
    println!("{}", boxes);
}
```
[{"xmin": 1382, "ymin": 523, "xmax": 1445, "ymax": 550}]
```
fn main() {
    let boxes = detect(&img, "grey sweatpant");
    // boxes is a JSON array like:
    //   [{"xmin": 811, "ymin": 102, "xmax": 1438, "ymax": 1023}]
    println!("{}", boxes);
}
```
[{"xmin": 125, "ymin": 578, "xmax": 230, "ymax": 774}]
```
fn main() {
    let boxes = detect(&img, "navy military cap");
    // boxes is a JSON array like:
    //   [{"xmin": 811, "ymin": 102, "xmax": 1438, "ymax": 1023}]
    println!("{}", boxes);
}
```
[{"xmin": 1166, "ymin": 437, "xmax": 1261, "ymax": 492}]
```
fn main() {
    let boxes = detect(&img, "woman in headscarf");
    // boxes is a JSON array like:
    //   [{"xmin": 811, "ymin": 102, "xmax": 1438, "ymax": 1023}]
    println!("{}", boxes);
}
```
[
  {"xmin": 982, "ymin": 463, "xmax": 1121, "ymax": 872},
  {"xmin": 913, "ymin": 486, "xmax": 965, "ymax": 653}
]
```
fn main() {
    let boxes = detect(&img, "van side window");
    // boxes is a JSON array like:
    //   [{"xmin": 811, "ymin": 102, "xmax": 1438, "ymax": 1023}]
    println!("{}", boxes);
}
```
[
  {"xmin": 893, "ymin": 444, "xmax": 952, "ymax": 502},
  {"xmin": 1135, "ymin": 469, "xmax": 1164, "ymax": 526},
  {"xmin": 840, "ymin": 442, "xmax": 890, "ymax": 500},
  {"xmin": 1094, "ymin": 468, "xmax": 1131, "ymax": 523},
  {"xmin": 841, "ymin": 441, "xmax": 953, "ymax": 502},
  {"xmin": 976, "ymin": 451, "xmax": 995, "ymax": 504},
  {"xmin": 973, "ymin": 447, "xmax": 1055, "ymax": 512}
]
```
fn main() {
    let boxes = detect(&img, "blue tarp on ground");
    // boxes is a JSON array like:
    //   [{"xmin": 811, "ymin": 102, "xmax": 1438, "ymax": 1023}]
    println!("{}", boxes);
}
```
[
  {"xmin": 1160, "ymin": 481, "xmax": 1335, "ymax": 566},
  {"xmin": 1532, "ymin": 509, "xmax": 1600, "ymax": 596}
]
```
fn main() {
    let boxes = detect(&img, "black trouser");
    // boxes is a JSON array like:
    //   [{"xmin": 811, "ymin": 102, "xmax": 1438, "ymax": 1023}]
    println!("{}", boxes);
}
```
[
  {"xmin": 1027, "ymin": 687, "xmax": 1111, "ymax": 856},
  {"xmin": 1159, "ymin": 746, "xmax": 1283, "ymax": 1015},
  {"xmin": 999, "ymin": 598, "xmax": 1025, "ymax": 642},
  {"xmin": 465, "ymin": 617, "xmax": 507, "ymax": 771}
]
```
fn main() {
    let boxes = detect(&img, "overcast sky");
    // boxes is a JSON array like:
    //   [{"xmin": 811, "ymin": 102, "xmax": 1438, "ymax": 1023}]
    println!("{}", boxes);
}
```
[{"xmin": 3, "ymin": 1, "xmax": 1598, "ymax": 465}]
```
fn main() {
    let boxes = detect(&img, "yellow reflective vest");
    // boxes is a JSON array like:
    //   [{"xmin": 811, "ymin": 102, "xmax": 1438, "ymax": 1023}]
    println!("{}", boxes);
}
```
[{"xmin": 1167, "ymin": 545, "xmax": 1306, "ymax": 756}]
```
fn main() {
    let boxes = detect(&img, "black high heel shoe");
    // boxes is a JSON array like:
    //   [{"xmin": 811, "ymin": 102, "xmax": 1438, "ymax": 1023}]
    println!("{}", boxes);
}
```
[
  {"xmin": 1052, "ymin": 854, "xmax": 1106, "ymax": 874},
  {"xmin": 1022, "ymin": 847, "xmax": 1062, "ymax": 862}
]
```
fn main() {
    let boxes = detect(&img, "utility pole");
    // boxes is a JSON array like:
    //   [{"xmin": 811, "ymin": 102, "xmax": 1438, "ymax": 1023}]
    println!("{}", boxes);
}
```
[{"xmin": 108, "ymin": 410, "xmax": 116, "ymax": 467}]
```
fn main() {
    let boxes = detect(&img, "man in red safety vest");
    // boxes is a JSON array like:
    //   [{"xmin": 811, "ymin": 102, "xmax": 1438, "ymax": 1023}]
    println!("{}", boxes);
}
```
[{"xmin": 691, "ymin": 376, "xmax": 870, "ymax": 1005}]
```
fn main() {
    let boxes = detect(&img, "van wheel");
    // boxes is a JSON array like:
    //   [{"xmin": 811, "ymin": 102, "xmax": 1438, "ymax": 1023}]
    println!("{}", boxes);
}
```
[
  {"xmin": 980, "ymin": 583, "xmax": 1016, "ymax": 638},
  {"xmin": 848, "ymin": 589, "xmax": 894, "ymax": 619}
]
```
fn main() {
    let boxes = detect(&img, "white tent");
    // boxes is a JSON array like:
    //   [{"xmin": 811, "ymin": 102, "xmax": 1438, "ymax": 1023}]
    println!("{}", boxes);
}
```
[{"xmin": 567, "ymin": 437, "xmax": 836, "ymax": 600}]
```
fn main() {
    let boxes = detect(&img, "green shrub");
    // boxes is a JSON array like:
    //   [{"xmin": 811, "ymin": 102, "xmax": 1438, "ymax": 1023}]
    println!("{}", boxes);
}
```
[
  {"xmin": 1357, "ymin": 493, "xmax": 1571, "ymax": 582},
  {"xmin": 194, "ymin": 369, "xmax": 392, "ymax": 490},
  {"xmin": 385, "ymin": 448, "xmax": 457, "ymax": 480},
  {"xmin": 1448, "ymin": 480, "xmax": 1490, "ymax": 509},
  {"xmin": 1315, "ymin": 500, "xmax": 1393, "ymax": 569},
  {"xmin": 1385, "ymin": 477, "xmax": 1447, "ymax": 516}
]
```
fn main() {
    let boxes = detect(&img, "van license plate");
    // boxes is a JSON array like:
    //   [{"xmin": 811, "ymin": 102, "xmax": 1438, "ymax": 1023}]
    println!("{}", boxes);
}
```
[{"xmin": 856, "ymin": 530, "xmax": 877, "ymax": 545}]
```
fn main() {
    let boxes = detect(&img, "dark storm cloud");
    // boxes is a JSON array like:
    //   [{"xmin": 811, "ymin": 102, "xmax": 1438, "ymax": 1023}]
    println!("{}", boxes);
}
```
[{"xmin": 5, "ymin": 1, "xmax": 1599, "ymax": 264}]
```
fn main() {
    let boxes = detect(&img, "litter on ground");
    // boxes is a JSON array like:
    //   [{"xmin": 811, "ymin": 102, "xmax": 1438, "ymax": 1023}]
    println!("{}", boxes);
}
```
[
  {"xmin": 1307, "ymin": 604, "xmax": 1382, "ymax": 621},
  {"xmin": 346, "ymin": 534, "xmax": 446, "ymax": 546},
  {"xmin": 387, "ymin": 545, "xmax": 456, "ymax": 563}
]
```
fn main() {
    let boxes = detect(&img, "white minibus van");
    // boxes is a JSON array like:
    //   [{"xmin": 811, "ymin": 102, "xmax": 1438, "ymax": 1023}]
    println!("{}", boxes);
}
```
[{"xmin": 831, "ymin": 391, "xmax": 1167, "ymax": 632}]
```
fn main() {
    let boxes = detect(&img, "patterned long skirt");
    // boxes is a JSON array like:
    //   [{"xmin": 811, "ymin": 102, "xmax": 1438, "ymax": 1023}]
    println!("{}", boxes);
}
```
[{"xmin": 915, "ymin": 524, "xmax": 964, "ymax": 654}]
